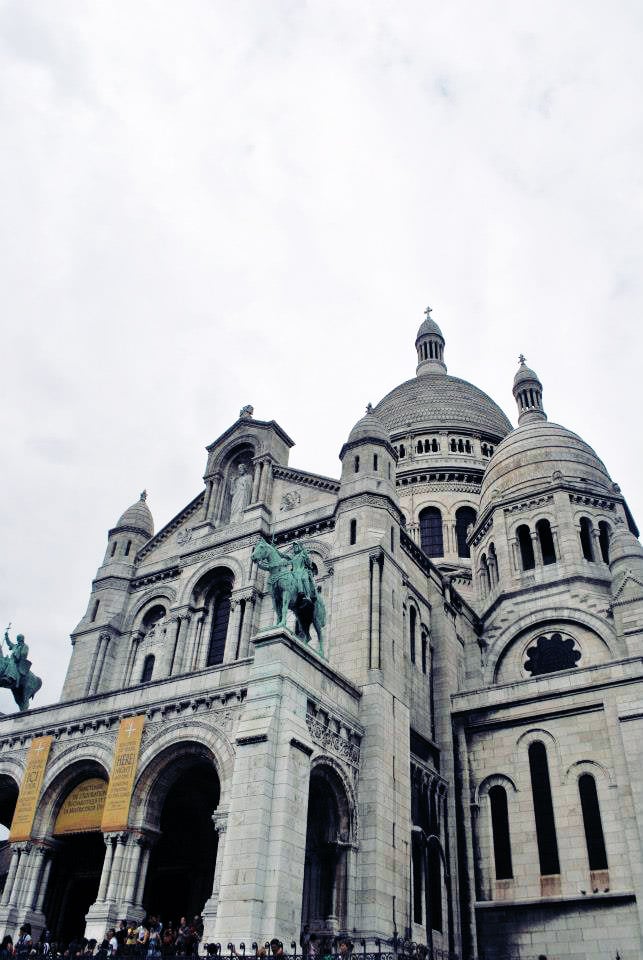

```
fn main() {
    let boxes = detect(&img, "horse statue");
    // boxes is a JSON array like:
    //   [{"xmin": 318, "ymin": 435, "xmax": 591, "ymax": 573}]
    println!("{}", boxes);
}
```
[
  {"xmin": 252, "ymin": 538, "xmax": 326, "ymax": 657},
  {"xmin": 0, "ymin": 626, "xmax": 42, "ymax": 712}
]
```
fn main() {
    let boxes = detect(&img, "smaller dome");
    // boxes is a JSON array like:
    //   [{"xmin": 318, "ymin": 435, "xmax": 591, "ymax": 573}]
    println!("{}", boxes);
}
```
[
  {"xmin": 609, "ymin": 525, "xmax": 643, "ymax": 569},
  {"xmin": 115, "ymin": 491, "xmax": 154, "ymax": 537},
  {"xmin": 513, "ymin": 362, "xmax": 541, "ymax": 388},
  {"xmin": 479, "ymin": 421, "xmax": 612, "ymax": 513},
  {"xmin": 346, "ymin": 404, "xmax": 390, "ymax": 446},
  {"xmin": 416, "ymin": 315, "xmax": 444, "ymax": 342}
]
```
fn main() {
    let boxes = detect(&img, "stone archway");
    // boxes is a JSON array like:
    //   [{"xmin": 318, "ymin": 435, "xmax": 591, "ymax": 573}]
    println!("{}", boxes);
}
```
[
  {"xmin": 138, "ymin": 743, "xmax": 221, "ymax": 925},
  {"xmin": 301, "ymin": 764, "xmax": 352, "ymax": 934},
  {"xmin": 0, "ymin": 773, "xmax": 19, "ymax": 897}
]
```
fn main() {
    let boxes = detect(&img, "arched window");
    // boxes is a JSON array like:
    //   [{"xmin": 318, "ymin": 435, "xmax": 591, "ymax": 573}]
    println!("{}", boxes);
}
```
[
  {"xmin": 455, "ymin": 506, "xmax": 477, "ymax": 558},
  {"xmin": 90, "ymin": 600, "xmax": 100, "ymax": 623},
  {"xmin": 580, "ymin": 516, "xmax": 594, "ymax": 561},
  {"xmin": 110, "ymin": 541, "xmax": 118, "ymax": 557},
  {"xmin": 481, "ymin": 443, "xmax": 489, "ymax": 457},
  {"xmin": 457, "ymin": 439, "xmax": 464, "ymax": 452},
  {"xmin": 479, "ymin": 554, "xmax": 490, "ymax": 597},
  {"xmin": 528, "ymin": 742, "xmax": 560, "ymax": 875},
  {"xmin": 450, "ymin": 439, "xmax": 457, "ymax": 452},
  {"xmin": 536, "ymin": 519, "xmax": 557, "ymax": 565},
  {"xmin": 488, "ymin": 543, "xmax": 498, "ymax": 587},
  {"xmin": 417, "ymin": 441, "xmax": 423, "ymax": 454},
  {"xmin": 419, "ymin": 507, "xmax": 443, "ymax": 558},
  {"xmin": 141, "ymin": 654, "xmax": 155, "ymax": 683},
  {"xmin": 410, "ymin": 606, "xmax": 417, "ymax": 664},
  {"xmin": 373, "ymin": 454, "xmax": 378, "ymax": 471},
  {"xmin": 205, "ymin": 575, "xmax": 234, "ymax": 667},
  {"xmin": 431, "ymin": 438, "xmax": 438, "ymax": 452},
  {"xmin": 354, "ymin": 455, "xmax": 360, "ymax": 473},
  {"xmin": 421, "ymin": 632, "xmax": 428, "ymax": 674},
  {"xmin": 517, "ymin": 524, "xmax": 535, "ymax": 571},
  {"xmin": 124, "ymin": 539, "xmax": 132, "ymax": 556},
  {"xmin": 399, "ymin": 444, "xmax": 406, "ymax": 458},
  {"xmin": 350, "ymin": 518, "xmax": 357, "ymax": 545},
  {"xmin": 578, "ymin": 774, "xmax": 608, "ymax": 871},
  {"xmin": 598, "ymin": 521, "xmax": 611, "ymax": 563},
  {"xmin": 489, "ymin": 785, "xmax": 513, "ymax": 879}
]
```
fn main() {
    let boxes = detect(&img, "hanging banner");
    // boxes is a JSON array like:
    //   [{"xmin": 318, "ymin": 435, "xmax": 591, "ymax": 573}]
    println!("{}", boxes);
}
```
[
  {"xmin": 101, "ymin": 715, "xmax": 145, "ymax": 831},
  {"xmin": 9, "ymin": 735, "xmax": 53, "ymax": 841},
  {"xmin": 53, "ymin": 778, "xmax": 107, "ymax": 835}
]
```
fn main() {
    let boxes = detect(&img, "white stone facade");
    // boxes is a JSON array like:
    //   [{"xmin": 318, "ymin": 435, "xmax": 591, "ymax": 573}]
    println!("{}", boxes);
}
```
[{"xmin": 0, "ymin": 316, "xmax": 641, "ymax": 960}]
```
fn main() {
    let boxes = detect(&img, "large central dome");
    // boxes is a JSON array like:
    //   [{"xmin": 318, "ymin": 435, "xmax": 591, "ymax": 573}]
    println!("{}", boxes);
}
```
[
  {"xmin": 374, "ymin": 373, "xmax": 513, "ymax": 438},
  {"xmin": 374, "ymin": 311, "xmax": 512, "ymax": 439}
]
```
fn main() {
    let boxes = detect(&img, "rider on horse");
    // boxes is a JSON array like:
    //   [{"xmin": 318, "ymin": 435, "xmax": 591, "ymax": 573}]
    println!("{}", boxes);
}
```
[{"xmin": 3, "ymin": 629, "xmax": 31, "ymax": 686}]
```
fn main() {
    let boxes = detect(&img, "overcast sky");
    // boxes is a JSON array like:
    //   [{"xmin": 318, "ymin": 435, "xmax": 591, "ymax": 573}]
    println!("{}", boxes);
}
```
[{"xmin": 1, "ymin": 0, "xmax": 641, "ymax": 713}]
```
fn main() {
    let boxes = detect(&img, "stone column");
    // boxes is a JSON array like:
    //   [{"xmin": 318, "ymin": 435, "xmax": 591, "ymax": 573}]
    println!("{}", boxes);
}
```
[
  {"xmin": 35, "ymin": 856, "xmax": 53, "ymax": 913},
  {"xmin": 206, "ymin": 473, "xmax": 223, "ymax": 524},
  {"xmin": 170, "ymin": 616, "xmax": 189, "ymax": 676},
  {"xmin": 97, "ymin": 835, "xmax": 116, "ymax": 902},
  {"xmin": 25, "ymin": 846, "xmax": 48, "ymax": 911},
  {"xmin": 251, "ymin": 460, "xmax": 262, "ymax": 502},
  {"xmin": 106, "ymin": 833, "xmax": 129, "ymax": 903},
  {"xmin": 10, "ymin": 842, "xmax": 32, "ymax": 908},
  {"xmin": 201, "ymin": 809, "xmax": 229, "ymax": 942},
  {"xmin": 238, "ymin": 593, "xmax": 256, "ymax": 660},
  {"xmin": 133, "ymin": 843, "xmax": 152, "ymax": 907},
  {"xmin": 0, "ymin": 846, "xmax": 21, "ymax": 906},
  {"xmin": 224, "ymin": 601, "xmax": 243, "ymax": 664},
  {"xmin": 258, "ymin": 459, "xmax": 273, "ymax": 504},
  {"xmin": 530, "ymin": 530, "xmax": 540, "ymax": 567}
]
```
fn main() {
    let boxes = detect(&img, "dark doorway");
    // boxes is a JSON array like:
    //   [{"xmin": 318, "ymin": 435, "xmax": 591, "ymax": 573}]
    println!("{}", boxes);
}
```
[
  {"xmin": 46, "ymin": 832, "xmax": 105, "ymax": 944},
  {"xmin": 0, "ymin": 774, "xmax": 19, "ymax": 899},
  {"xmin": 301, "ymin": 767, "xmax": 350, "ymax": 932},
  {"xmin": 143, "ymin": 760, "xmax": 219, "ymax": 924}
]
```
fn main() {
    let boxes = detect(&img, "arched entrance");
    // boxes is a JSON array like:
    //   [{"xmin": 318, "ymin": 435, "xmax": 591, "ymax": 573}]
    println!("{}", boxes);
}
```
[
  {"xmin": 47, "ymin": 832, "xmax": 106, "ymax": 944},
  {"xmin": 0, "ymin": 773, "xmax": 19, "ymax": 896},
  {"xmin": 45, "ymin": 772, "xmax": 109, "ymax": 944},
  {"xmin": 301, "ymin": 765, "xmax": 351, "ymax": 933},
  {"xmin": 142, "ymin": 750, "xmax": 220, "ymax": 923}
]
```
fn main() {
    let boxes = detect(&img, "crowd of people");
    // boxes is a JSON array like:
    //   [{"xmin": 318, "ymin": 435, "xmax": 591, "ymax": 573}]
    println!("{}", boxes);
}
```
[
  {"xmin": 0, "ymin": 917, "xmax": 205, "ymax": 960},
  {"xmin": 0, "ymin": 924, "xmax": 356, "ymax": 960}
]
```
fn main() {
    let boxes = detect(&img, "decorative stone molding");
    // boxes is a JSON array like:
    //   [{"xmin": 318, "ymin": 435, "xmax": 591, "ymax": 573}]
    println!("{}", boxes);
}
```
[
  {"xmin": 470, "ymin": 514, "xmax": 493, "ymax": 547},
  {"xmin": 137, "ymin": 492, "xmax": 206, "ymax": 561},
  {"xmin": 504, "ymin": 493, "xmax": 554, "ymax": 515},
  {"xmin": 569, "ymin": 493, "xmax": 616, "ymax": 511},
  {"xmin": 305, "ymin": 707, "xmax": 361, "ymax": 770},
  {"xmin": 131, "ymin": 566, "xmax": 181, "ymax": 590}
]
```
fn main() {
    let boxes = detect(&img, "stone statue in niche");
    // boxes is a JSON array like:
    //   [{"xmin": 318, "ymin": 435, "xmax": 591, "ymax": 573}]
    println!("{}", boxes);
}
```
[{"xmin": 229, "ymin": 462, "xmax": 253, "ymax": 522}]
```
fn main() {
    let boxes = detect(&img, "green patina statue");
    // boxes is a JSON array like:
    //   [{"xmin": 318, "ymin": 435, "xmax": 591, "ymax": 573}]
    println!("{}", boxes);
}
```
[
  {"xmin": 0, "ymin": 624, "xmax": 42, "ymax": 712},
  {"xmin": 252, "ymin": 538, "xmax": 326, "ymax": 656}
]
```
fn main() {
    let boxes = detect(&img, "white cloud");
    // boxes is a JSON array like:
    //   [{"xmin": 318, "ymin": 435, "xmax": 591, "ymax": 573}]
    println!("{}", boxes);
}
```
[{"xmin": 0, "ymin": 0, "xmax": 641, "ymax": 710}]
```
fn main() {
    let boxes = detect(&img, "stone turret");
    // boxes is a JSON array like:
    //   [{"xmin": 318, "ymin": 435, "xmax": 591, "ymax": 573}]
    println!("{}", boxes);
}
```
[
  {"xmin": 339, "ymin": 404, "xmax": 397, "ymax": 501},
  {"xmin": 61, "ymin": 492, "xmax": 154, "ymax": 700},
  {"xmin": 415, "ymin": 306, "xmax": 447, "ymax": 375},
  {"xmin": 513, "ymin": 355, "xmax": 546, "ymax": 424},
  {"xmin": 609, "ymin": 522, "xmax": 643, "ymax": 656}
]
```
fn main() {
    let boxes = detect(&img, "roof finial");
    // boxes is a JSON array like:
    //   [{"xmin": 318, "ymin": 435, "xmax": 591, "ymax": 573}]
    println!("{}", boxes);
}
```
[
  {"xmin": 424, "ymin": 305, "xmax": 432, "ymax": 318},
  {"xmin": 366, "ymin": 402, "xmax": 373, "ymax": 414},
  {"xmin": 140, "ymin": 490, "xmax": 147, "ymax": 502},
  {"xmin": 518, "ymin": 353, "xmax": 526, "ymax": 365}
]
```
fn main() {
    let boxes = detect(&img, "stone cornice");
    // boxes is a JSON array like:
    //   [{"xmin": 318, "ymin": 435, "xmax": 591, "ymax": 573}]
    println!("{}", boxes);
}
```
[{"xmin": 273, "ymin": 465, "xmax": 340, "ymax": 493}]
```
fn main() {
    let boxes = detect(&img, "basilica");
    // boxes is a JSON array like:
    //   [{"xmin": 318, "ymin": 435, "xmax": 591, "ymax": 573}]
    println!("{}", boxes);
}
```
[{"xmin": 0, "ymin": 312, "xmax": 641, "ymax": 960}]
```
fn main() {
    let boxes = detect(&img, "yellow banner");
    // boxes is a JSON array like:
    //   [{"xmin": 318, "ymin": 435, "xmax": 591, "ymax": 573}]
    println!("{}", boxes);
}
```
[
  {"xmin": 54, "ymin": 778, "xmax": 107, "ymax": 835},
  {"xmin": 101, "ymin": 715, "xmax": 145, "ymax": 832},
  {"xmin": 9, "ymin": 735, "xmax": 53, "ymax": 841}
]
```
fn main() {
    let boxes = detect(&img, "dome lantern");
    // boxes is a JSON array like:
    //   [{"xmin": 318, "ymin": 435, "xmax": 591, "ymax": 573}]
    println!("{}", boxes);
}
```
[
  {"xmin": 513, "ymin": 354, "xmax": 546, "ymax": 424},
  {"xmin": 415, "ymin": 306, "xmax": 447, "ymax": 376}
]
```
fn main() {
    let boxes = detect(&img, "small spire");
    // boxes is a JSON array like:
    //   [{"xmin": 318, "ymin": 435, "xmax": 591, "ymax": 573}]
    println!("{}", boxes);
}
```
[
  {"xmin": 513, "ymin": 357, "xmax": 546, "ymax": 424},
  {"xmin": 424, "ymin": 305, "xmax": 432, "ymax": 318},
  {"xmin": 140, "ymin": 490, "xmax": 147, "ymax": 502}
]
